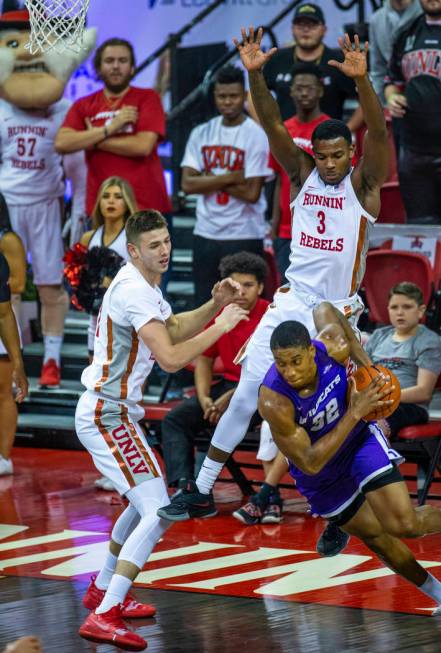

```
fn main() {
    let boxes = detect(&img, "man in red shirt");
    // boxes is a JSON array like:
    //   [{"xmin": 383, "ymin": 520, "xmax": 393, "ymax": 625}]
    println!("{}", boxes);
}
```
[
  {"xmin": 269, "ymin": 63, "xmax": 330, "ymax": 281},
  {"xmin": 161, "ymin": 251, "xmax": 269, "ymax": 488},
  {"xmin": 55, "ymin": 38, "xmax": 171, "ymax": 216}
]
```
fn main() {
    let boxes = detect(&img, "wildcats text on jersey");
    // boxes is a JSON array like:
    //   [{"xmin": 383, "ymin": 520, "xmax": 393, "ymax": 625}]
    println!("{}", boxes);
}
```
[{"xmin": 299, "ymin": 231, "xmax": 344, "ymax": 252}]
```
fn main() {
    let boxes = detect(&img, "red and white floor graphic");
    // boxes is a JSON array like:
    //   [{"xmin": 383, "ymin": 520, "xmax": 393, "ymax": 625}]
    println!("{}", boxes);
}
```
[{"xmin": 0, "ymin": 448, "xmax": 440, "ymax": 616}]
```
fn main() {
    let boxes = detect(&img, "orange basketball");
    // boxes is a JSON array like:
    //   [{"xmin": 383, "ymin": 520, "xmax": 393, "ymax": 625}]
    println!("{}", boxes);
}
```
[{"xmin": 351, "ymin": 364, "xmax": 401, "ymax": 421}]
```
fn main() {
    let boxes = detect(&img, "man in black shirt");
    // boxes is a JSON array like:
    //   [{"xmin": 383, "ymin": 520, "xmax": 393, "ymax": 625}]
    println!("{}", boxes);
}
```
[
  {"xmin": 385, "ymin": 0, "xmax": 441, "ymax": 224},
  {"xmin": 0, "ymin": 252, "xmax": 28, "ymax": 473},
  {"xmin": 248, "ymin": 3, "xmax": 362, "ymax": 131}
]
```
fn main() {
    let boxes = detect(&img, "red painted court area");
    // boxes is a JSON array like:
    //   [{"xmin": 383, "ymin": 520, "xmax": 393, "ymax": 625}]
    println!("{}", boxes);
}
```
[{"xmin": 1, "ymin": 447, "xmax": 441, "ymax": 618}]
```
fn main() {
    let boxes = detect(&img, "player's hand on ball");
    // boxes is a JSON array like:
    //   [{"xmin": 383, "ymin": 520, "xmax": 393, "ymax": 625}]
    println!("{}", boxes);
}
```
[
  {"xmin": 348, "ymin": 375, "xmax": 395, "ymax": 422},
  {"xmin": 215, "ymin": 303, "xmax": 249, "ymax": 333}
]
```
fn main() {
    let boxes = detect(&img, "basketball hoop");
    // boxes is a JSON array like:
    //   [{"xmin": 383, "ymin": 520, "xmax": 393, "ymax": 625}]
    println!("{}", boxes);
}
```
[{"xmin": 24, "ymin": 0, "xmax": 90, "ymax": 54}]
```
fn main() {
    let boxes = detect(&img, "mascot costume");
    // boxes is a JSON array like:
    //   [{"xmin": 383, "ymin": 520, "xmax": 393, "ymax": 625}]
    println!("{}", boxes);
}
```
[{"xmin": 0, "ymin": 5, "xmax": 96, "ymax": 387}]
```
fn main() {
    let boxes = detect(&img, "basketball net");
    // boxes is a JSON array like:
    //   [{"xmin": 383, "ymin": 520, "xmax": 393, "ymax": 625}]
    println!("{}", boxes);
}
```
[{"xmin": 24, "ymin": 0, "xmax": 90, "ymax": 54}]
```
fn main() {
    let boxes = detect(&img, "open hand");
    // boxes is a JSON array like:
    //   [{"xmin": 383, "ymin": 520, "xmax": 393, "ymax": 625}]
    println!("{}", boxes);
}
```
[
  {"xmin": 211, "ymin": 277, "xmax": 241, "ymax": 307},
  {"xmin": 233, "ymin": 26, "xmax": 277, "ymax": 72},
  {"xmin": 328, "ymin": 33, "xmax": 368, "ymax": 79}
]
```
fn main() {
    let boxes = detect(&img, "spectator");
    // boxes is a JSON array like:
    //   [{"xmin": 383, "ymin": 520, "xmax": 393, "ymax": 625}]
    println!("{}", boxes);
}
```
[
  {"xmin": 369, "ymin": 0, "xmax": 422, "ymax": 103},
  {"xmin": 79, "ymin": 176, "xmax": 137, "ymax": 361},
  {"xmin": 0, "ymin": 8, "xmax": 90, "ymax": 387},
  {"xmin": 385, "ymin": 0, "xmax": 441, "ymax": 224},
  {"xmin": 365, "ymin": 281, "xmax": 441, "ymax": 438},
  {"xmin": 0, "ymin": 194, "xmax": 26, "ymax": 476},
  {"xmin": 269, "ymin": 63, "xmax": 330, "ymax": 281},
  {"xmin": 55, "ymin": 37, "xmax": 171, "ymax": 219},
  {"xmin": 248, "ymin": 3, "xmax": 362, "ymax": 131},
  {"xmin": 181, "ymin": 65, "xmax": 271, "ymax": 303},
  {"xmin": 0, "ymin": 251, "xmax": 28, "ymax": 476},
  {"xmin": 161, "ymin": 251, "xmax": 269, "ymax": 487}
]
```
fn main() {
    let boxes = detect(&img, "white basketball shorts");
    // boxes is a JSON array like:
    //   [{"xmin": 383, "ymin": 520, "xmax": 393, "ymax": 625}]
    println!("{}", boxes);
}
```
[
  {"xmin": 240, "ymin": 285, "xmax": 364, "ymax": 380},
  {"xmin": 8, "ymin": 198, "xmax": 64, "ymax": 285},
  {"xmin": 75, "ymin": 390, "xmax": 163, "ymax": 497}
]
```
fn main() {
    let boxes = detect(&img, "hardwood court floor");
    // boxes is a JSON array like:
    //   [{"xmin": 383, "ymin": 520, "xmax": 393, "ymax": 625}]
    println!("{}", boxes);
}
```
[{"xmin": 1, "ymin": 447, "xmax": 441, "ymax": 652}]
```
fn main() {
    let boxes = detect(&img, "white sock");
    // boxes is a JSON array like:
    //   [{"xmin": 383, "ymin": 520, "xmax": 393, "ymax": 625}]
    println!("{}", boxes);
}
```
[
  {"xmin": 196, "ymin": 458, "xmax": 224, "ymax": 494},
  {"xmin": 43, "ymin": 335, "xmax": 63, "ymax": 365},
  {"xmin": 95, "ymin": 573, "xmax": 132, "ymax": 614},
  {"xmin": 95, "ymin": 551, "xmax": 118, "ymax": 590},
  {"xmin": 420, "ymin": 573, "xmax": 441, "ymax": 603}
]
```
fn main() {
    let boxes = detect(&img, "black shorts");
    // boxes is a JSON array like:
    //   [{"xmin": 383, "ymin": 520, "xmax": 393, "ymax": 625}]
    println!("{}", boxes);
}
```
[{"xmin": 328, "ymin": 464, "xmax": 404, "ymax": 527}]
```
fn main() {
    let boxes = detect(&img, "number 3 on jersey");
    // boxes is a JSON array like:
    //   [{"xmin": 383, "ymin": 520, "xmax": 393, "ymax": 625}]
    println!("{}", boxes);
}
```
[
  {"xmin": 311, "ymin": 397, "xmax": 340, "ymax": 431},
  {"xmin": 316, "ymin": 210, "xmax": 326, "ymax": 235}
]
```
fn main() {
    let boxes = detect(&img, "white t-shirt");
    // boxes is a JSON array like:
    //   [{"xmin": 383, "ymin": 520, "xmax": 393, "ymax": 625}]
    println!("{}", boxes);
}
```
[
  {"xmin": 181, "ymin": 115, "xmax": 271, "ymax": 240},
  {"xmin": 0, "ymin": 98, "xmax": 70, "ymax": 204},
  {"xmin": 286, "ymin": 168, "xmax": 376, "ymax": 301},
  {"xmin": 81, "ymin": 261, "xmax": 172, "ymax": 407}
]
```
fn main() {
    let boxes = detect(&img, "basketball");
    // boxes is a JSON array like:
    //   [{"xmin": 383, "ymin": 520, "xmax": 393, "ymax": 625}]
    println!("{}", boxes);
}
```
[{"xmin": 351, "ymin": 364, "xmax": 401, "ymax": 421}]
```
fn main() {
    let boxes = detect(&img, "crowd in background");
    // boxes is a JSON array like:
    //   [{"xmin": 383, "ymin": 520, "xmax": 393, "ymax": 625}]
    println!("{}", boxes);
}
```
[{"xmin": 1, "ymin": 1, "xmax": 441, "ymax": 496}]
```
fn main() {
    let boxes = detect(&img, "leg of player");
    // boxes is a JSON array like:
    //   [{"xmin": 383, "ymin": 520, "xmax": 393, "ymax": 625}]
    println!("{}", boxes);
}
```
[
  {"xmin": 157, "ymin": 371, "xmax": 260, "ymax": 521},
  {"xmin": 0, "ymin": 356, "xmax": 16, "ymax": 475},
  {"xmin": 79, "ymin": 478, "xmax": 171, "ymax": 650},
  {"xmin": 38, "ymin": 284, "xmax": 69, "ymax": 387},
  {"xmin": 342, "ymin": 486, "xmax": 441, "ymax": 613}
]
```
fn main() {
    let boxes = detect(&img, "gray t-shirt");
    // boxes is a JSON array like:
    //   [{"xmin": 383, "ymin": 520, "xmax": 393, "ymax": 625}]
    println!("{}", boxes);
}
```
[{"xmin": 365, "ymin": 325, "xmax": 441, "ymax": 407}]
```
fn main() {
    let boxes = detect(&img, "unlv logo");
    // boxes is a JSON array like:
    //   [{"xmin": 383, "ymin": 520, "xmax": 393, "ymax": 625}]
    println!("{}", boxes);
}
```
[{"xmin": 202, "ymin": 145, "xmax": 244, "ymax": 173}]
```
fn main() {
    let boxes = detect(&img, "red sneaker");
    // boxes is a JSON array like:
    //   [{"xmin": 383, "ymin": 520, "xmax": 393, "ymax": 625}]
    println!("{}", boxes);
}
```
[
  {"xmin": 39, "ymin": 359, "xmax": 61, "ymax": 387},
  {"xmin": 79, "ymin": 605, "xmax": 147, "ymax": 651},
  {"xmin": 83, "ymin": 575, "xmax": 156, "ymax": 618}
]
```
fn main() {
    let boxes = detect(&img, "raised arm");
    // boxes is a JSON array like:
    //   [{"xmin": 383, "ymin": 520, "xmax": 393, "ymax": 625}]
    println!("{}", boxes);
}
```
[
  {"xmin": 313, "ymin": 301, "xmax": 371, "ymax": 367},
  {"xmin": 234, "ymin": 27, "xmax": 312, "ymax": 181},
  {"xmin": 329, "ymin": 34, "xmax": 389, "ymax": 212},
  {"xmin": 258, "ymin": 380, "xmax": 391, "ymax": 475}
]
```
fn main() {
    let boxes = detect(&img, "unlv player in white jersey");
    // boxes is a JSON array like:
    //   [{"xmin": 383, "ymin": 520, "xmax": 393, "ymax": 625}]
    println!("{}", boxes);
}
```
[
  {"xmin": 76, "ymin": 209, "xmax": 247, "ymax": 650},
  {"xmin": 157, "ymin": 30, "xmax": 390, "ymax": 527}
]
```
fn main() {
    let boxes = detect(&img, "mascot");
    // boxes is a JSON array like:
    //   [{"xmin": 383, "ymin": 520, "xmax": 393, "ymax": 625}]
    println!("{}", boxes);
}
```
[{"xmin": 0, "ymin": 7, "xmax": 96, "ymax": 387}]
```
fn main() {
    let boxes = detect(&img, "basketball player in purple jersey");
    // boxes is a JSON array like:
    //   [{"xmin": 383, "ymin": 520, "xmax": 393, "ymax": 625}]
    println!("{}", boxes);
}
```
[{"xmin": 259, "ymin": 302, "xmax": 441, "ymax": 614}]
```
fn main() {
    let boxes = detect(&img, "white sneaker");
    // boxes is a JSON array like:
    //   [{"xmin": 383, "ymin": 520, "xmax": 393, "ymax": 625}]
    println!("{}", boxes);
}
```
[
  {"xmin": 94, "ymin": 476, "xmax": 116, "ymax": 491},
  {"xmin": 0, "ymin": 457, "xmax": 13, "ymax": 476}
]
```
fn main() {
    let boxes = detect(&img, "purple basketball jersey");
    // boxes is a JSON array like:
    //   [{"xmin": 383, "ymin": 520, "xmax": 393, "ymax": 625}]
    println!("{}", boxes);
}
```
[{"xmin": 261, "ymin": 340, "xmax": 395, "ymax": 516}]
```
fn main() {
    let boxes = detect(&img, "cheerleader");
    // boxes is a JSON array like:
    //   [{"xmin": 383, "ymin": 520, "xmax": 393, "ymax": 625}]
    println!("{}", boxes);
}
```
[{"xmin": 79, "ymin": 177, "xmax": 137, "ymax": 360}]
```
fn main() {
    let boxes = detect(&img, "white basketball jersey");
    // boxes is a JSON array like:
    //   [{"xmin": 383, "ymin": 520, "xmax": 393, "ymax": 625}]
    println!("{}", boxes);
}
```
[
  {"xmin": 81, "ymin": 262, "xmax": 172, "ymax": 406},
  {"xmin": 0, "ymin": 98, "xmax": 70, "ymax": 204},
  {"xmin": 285, "ymin": 168, "xmax": 375, "ymax": 300},
  {"xmin": 88, "ymin": 226, "xmax": 129, "ymax": 262}
]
